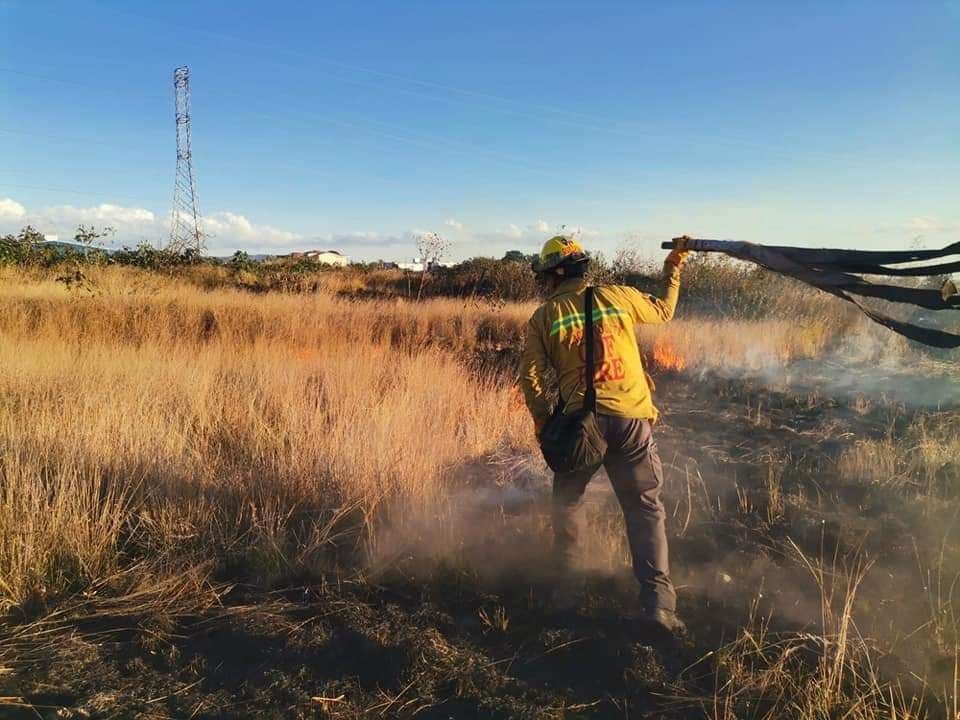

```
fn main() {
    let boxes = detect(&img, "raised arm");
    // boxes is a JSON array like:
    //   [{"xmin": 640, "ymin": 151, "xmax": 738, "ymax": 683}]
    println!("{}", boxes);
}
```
[{"xmin": 620, "ymin": 249, "xmax": 690, "ymax": 324}]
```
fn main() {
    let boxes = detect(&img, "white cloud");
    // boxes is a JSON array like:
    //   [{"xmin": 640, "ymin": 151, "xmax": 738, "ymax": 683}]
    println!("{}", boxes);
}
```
[
  {"xmin": 0, "ymin": 198, "xmax": 26, "ymax": 219},
  {"xmin": 0, "ymin": 197, "xmax": 422, "ymax": 259},
  {"xmin": 333, "ymin": 231, "xmax": 414, "ymax": 247},
  {"xmin": 561, "ymin": 225, "xmax": 600, "ymax": 238},
  {"xmin": 0, "ymin": 195, "xmax": 602, "ymax": 262},
  {"xmin": 0, "ymin": 199, "xmax": 310, "ymax": 253},
  {"xmin": 875, "ymin": 216, "xmax": 957, "ymax": 241},
  {"xmin": 471, "ymin": 220, "xmax": 603, "ymax": 257},
  {"xmin": 47, "ymin": 203, "xmax": 156, "ymax": 225},
  {"xmin": 0, "ymin": 199, "xmax": 157, "ymax": 244},
  {"xmin": 488, "ymin": 221, "xmax": 599, "ymax": 244},
  {"xmin": 306, "ymin": 231, "xmax": 418, "ymax": 249},
  {"xmin": 904, "ymin": 216, "xmax": 952, "ymax": 233},
  {"xmin": 203, "ymin": 215, "xmax": 417, "ymax": 257},
  {"xmin": 202, "ymin": 211, "xmax": 300, "ymax": 249}
]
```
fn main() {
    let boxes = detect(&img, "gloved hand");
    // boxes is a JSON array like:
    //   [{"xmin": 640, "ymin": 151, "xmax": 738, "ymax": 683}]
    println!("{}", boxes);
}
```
[{"xmin": 665, "ymin": 235, "xmax": 692, "ymax": 269}]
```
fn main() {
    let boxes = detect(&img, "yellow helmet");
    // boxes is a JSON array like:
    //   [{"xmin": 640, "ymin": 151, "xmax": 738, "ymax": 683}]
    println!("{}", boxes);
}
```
[{"xmin": 531, "ymin": 235, "xmax": 589, "ymax": 274}]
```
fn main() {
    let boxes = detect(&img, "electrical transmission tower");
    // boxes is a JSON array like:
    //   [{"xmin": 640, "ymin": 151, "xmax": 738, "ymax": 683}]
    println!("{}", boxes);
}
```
[{"xmin": 168, "ymin": 65, "xmax": 204, "ymax": 254}]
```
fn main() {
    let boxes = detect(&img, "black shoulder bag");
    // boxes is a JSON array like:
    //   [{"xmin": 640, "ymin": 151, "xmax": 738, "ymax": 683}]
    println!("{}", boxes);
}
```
[{"xmin": 538, "ymin": 286, "xmax": 608, "ymax": 473}]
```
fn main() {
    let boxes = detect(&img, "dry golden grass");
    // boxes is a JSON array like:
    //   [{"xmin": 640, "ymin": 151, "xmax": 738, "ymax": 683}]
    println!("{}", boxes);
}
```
[
  {"xmin": 0, "ymin": 264, "xmax": 896, "ymax": 612},
  {"xmin": 2, "ymin": 264, "xmax": 957, "ymax": 717},
  {"xmin": 838, "ymin": 411, "xmax": 960, "ymax": 495},
  {"xmin": 697, "ymin": 547, "xmax": 925, "ymax": 720},
  {"xmin": 638, "ymin": 318, "xmax": 833, "ymax": 372},
  {"xmin": 0, "ymin": 267, "xmax": 536, "ymax": 611}
]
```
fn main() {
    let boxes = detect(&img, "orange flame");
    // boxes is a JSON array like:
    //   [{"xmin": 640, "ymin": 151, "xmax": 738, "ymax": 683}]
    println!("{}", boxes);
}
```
[{"xmin": 651, "ymin": 338, "xmax": 688, "ymax": 372}]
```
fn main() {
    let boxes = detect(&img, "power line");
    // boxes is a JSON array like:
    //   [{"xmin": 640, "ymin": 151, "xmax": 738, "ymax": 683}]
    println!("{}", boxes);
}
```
[
  {"xmin": 0, "ymin": 99, "xmax": 565, "ymax": 188},
  {"xmin": 0, "ymin": 66, "xmax": 104, "ymax": 90},
  {"xmin": 2, "ymin": 17, "xmax": 918, "ymax": 216},
  {"xmin": 8, "ymin": 5, "xmax": 870, "ymax": 166},
  {"xmin": 88, "ymin": 5, "xmax": 660, "ymax": 131},
  {"xmin": 80, "ymin": 4, "xmax": 871, "ymax": 165},
  {"xmin": 0, "ymin": 126, "xmax": 164, "ymax": 148},
  {"xmin": 0, "ymin": 58, "xmax": 859, "ymax": 171},
  {"xmin": 0, "ymin": 66, "xmax": 558, "ymax": 176},
  {"xmin": 0, "ymin": 181, "xmax": 151, "ymax": 202},
  {"xmin": 0, "ymin": 77, "xmax": 572, "ymax": 181}
]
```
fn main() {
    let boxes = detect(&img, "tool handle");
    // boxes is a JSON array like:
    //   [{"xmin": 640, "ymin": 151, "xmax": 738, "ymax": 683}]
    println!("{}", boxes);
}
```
[{"xmin": 660, "ymin": 238, "xmax": 739, "ymax": 252}]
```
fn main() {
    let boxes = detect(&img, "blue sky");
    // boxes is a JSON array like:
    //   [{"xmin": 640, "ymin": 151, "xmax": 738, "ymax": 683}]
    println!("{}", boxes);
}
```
[{"xmin": 1, "ymin": 1, "xmax": 958, "ymax": 261}]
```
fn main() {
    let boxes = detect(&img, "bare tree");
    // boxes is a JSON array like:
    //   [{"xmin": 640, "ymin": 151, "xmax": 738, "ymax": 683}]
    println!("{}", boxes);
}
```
[{"xmin": 415, "ymin": 232, "xmax": 451, "ymax": 301}]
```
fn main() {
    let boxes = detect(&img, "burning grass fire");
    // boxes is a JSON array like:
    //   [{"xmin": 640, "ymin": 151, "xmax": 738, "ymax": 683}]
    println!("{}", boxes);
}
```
[{"xmin": 650, "ymin": 337, "xmax": 688, "ymax": 372}]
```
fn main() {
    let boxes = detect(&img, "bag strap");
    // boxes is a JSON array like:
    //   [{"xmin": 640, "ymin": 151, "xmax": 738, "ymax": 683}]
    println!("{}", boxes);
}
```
[{"xmin": 584, "ymin": 286, "xmax": 597, "ymax": 414}]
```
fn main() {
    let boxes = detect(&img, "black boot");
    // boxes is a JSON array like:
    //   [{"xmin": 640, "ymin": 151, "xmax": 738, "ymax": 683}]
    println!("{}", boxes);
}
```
[{"xmin": 636, "ymin": 606, "xmax": 687, "ymax": 637}]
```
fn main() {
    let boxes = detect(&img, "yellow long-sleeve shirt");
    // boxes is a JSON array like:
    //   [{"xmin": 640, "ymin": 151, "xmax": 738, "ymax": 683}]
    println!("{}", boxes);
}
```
[{"xmin": 518, "ymin": 263, "xmax": 681, "ymax": 426}]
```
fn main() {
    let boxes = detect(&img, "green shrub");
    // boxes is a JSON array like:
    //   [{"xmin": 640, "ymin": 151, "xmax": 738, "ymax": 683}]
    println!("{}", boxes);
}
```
[
  {"xmin": 0, "ymin": 225, "xmax": 112, "ymax": 269},
  {"xmin": 229, "ymin": 250, "xmax": 256, "ymax": 273},
  {"xmin": 0, "ymin": 226, "xmax": 46, "ymax": 266},
  {"xmin": 111, "ymin": 243, "xmax": 202, "ymax": 270},
  {"xmin": 428, "ymin": 257, "xmax": 539, "ymax": 301}
]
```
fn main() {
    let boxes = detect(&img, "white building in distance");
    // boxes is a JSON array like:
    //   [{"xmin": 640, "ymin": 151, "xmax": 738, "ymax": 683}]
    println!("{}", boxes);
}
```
[
  {"xmin": 290, "ymin": 249, "xmax": 349, "ymax": 267},
  {"xmin": 397, "ymin": 258, "xmax": 425, "ymax": 272},
  {"xmin": 397, "ymin": 257, "xmax": 454, "ymax": 272}
]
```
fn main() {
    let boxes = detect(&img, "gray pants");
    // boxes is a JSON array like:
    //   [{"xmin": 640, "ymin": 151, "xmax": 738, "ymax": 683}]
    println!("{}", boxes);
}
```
[{"xmin": 552, "ymin": 415, "xmax": 676, "ymax": 612}]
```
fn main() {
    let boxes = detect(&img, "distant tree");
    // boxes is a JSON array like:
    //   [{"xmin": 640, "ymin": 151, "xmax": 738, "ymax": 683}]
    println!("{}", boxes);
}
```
[
  {"xmin": 73, "ymin": 224, "xmax": 113, "ymax": 249},
  {"xmin": 502, "ymin": 250, "xmax": 537, "ymax": 265},
  {"xmin": 1, "ymin": 224, "xmax": 112, "ymax": 267},
  {"xmin": 111, "ymin": 241, "xmax": 199, "ymax": 270},
  {"xmin": 415, "ymin": 232, "xmax": 451, "ymax": 300},
  {"xmin": 229, "ymin": 250, "xmax": 255, "ymax": 272},
  {"xmin": 0, "ymin": 225, "xmax": 44, "ymax": 266},
  {"xmin": 416, "ymin": 232, "xmax": 451, "ymax": 267}
]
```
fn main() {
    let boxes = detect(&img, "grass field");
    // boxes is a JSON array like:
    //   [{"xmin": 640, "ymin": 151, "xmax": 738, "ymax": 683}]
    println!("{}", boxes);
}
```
[{"xmin": 2, "ymin": 263, "xmax": 959, "ymax": 718}]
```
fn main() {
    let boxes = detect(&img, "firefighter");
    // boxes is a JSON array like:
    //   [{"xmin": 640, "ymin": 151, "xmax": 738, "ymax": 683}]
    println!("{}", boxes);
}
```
[{"xmin": 519, "ymin": 235, "xmax": 690, "ymax": 634}]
